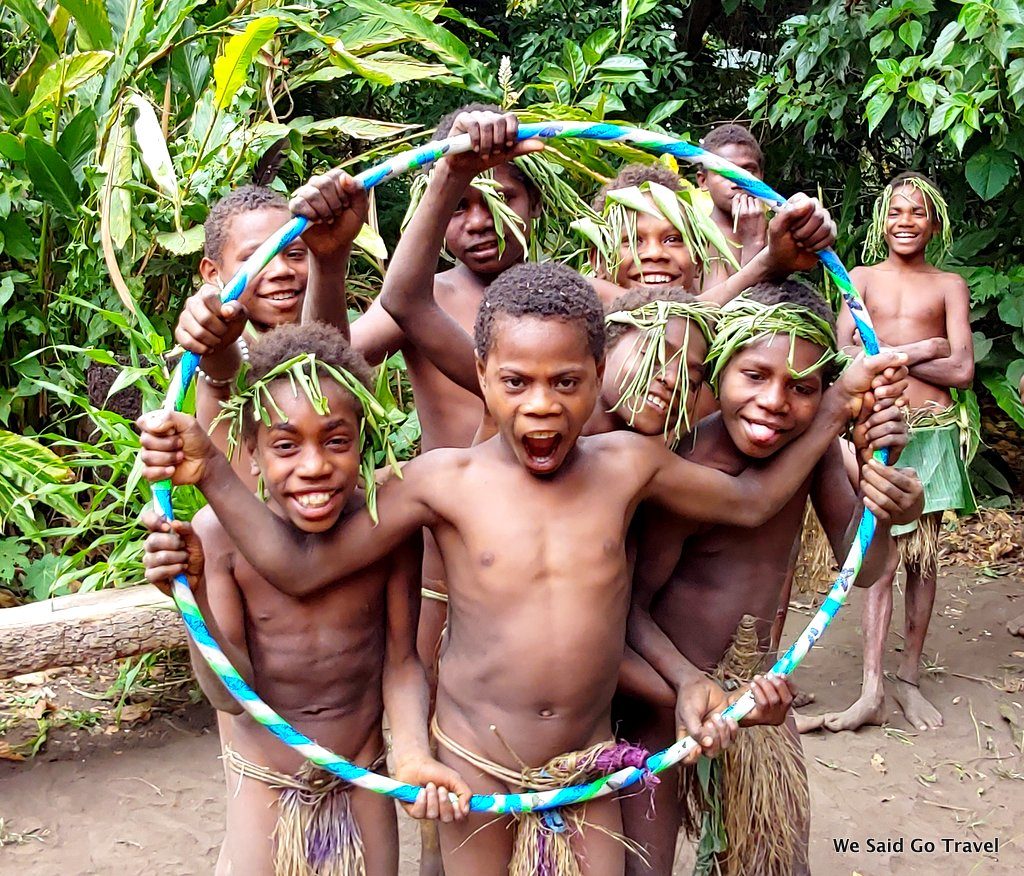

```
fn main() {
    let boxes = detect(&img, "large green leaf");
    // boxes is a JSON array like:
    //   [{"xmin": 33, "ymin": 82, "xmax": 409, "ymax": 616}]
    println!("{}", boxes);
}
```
[
  {"xmin": 344, "ymin": 0, "xmax": 498, "ymax": 97},
  {"xmin": 0, "ymin": 430, "xmax": 83, "ymax": 535},
  {"xmin": 155, "ymin": 225, "xmax": 205, "ymax": 254},
  {"xmin": 327, "ymin": 49, "xmax": 451, "ymax": 86},
  {"xmin": 57, "ymin": 0, "xmax": 113, "ymax": 50},
  {"xmin": 981, "ymin": 372, "xmax": 1024, "ymax": 431},
  {"xmin": 0, "ymin": 83, "xmax": 26, "ymax": 123},
  {"xmin": 127, "ymin": 92, "xmax": 179, "ymax": 205},
  {"xmin": 27, "ymin": 51, "xmax": 113, "ymax": 117},
  {"xmin": 213, "ymin": 17, "xmax": 279, "ymax": 111},
  {"xmin": 139, "ymin": 0, "xmax": 207, "ymax": 69},
  {"xmin": 0, "ymin": 133, "xmax": 26, "ymax": 161},
  {"xmin": 99, "ymin": 115, "xmax": 135, "ymax": 312},
  {"xmin": 5, "ymin": 0, "xmax": 59, "ymax": 55},
  {"xmin": 23, "ymin": 138, "xmax": 81, "ymax": 216},
  {"xmin": 296, "ymin": 116, "xmax": 419, "ymax": 140},
  {"xmin": 57, "ymin": 108, "xmax": 97, "ymax": 178},
  {"xmin": 964, "ymin": 147, "xmax": 1016, "ymax": 200}
]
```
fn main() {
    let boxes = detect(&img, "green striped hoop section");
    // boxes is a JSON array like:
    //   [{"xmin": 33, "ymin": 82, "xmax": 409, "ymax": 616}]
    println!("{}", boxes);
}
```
[{"xmin": 150, "ymin": 120, "xmax": 886, "ymax": 814}]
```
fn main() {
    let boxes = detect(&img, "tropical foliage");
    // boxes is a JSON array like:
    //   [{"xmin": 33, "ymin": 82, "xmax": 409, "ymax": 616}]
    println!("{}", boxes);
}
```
[{"xmin": 1, "ymin": 0, "xmax": 1021, "ymax": 603}]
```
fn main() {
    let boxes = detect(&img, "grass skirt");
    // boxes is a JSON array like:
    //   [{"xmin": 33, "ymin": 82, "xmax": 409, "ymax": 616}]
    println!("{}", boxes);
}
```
[
  {"xmin": 431, "ymin": 719, "xmax": 652, "ymax": 875},
  {"xmin": 793, "ymin": 502, "xmax": 835, "ymax": 595},
  {"xmin": 890, "ymin": 405, "xmax": 977, "ymax": 576},
  {"xmin": 679, "ymin": 616, "xmax": 808, "ymax": 876},
  {"xmin": 224, "ymin": 745, "xmax": 385, "ymax": 876}
]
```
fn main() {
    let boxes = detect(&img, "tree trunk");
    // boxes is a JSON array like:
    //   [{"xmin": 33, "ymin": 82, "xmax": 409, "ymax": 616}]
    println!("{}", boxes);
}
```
[{"xmin": 0, "ymin": 585, "xmax": 186, "ymax": 680}]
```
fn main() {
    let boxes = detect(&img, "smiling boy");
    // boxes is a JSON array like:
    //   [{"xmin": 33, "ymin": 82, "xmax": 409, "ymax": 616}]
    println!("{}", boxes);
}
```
[
  {"xmin": 140, "ymin": 261, "xmax": 908, "ymax": 876},
  {"xmin": 140, "ymin": 322, "xmax": 465, "ymax": 875},
  {"xmin": 820, "ymin": 171, "xmax": 975, "ymax": 733},
  {"xmin": 172, "ymin": 176, "xmax": 368, "ymax": 481},
  {"xmin": 622, "ymin": 282, "xmax": 922, "ymax": 875},
  {"xmin": 585, "ymin": 160, "xmax": 834, "ymax": 309}
]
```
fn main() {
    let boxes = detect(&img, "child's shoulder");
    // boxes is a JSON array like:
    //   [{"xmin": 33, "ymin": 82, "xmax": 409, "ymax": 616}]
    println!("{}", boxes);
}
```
[
  {"xmin": 408, "ymin": 443, "xmax": 478, "ymax": 475},
  {"xmin": 189, "ymin": 504, "xmax": 233, "ymax": 553},
  {"xmin": 932, "ymin": 266, "xmax": 970, "ymax": 291}
]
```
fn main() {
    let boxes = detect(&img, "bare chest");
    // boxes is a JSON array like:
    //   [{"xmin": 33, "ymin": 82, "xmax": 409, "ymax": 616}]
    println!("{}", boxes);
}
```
[
  {"xmin": 233, "ymin": 559, "xmax": 384, "ymax": 647},
  {"xmin": 864, "ymin": 283, "xmax": 947, "ymax": 344},
  {"xmin": 438, "ymin": 470, "xmax": 632, "ymax": 592}
]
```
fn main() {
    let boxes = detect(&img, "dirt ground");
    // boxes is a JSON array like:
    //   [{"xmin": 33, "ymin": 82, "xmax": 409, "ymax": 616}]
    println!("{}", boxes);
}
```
[{"xmin": 1, "ymin": 564, "xmax": 1022, "ymax": 875}]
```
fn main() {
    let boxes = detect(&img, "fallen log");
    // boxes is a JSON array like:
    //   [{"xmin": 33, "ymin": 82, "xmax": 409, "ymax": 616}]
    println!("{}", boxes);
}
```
[{"xmin": 0, "ymin": 585, "xmax": 186, "ymax": 680}]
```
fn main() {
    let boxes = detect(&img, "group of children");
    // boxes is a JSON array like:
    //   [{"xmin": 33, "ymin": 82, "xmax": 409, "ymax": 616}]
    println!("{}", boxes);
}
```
[{"xmin": 135, "ymin": 107, "xmax": 976, "ymax": 876}]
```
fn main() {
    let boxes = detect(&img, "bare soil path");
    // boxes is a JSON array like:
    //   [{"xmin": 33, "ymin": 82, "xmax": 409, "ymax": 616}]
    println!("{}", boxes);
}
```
[{"xmin": 2, "ymin": 566, "xmax": 1022, "ymax": 875}]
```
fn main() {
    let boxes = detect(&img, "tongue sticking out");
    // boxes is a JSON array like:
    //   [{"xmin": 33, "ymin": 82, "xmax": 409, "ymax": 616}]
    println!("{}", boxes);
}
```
[{"xmin": 748, "ymin": 423, "xmax": 779, "ymax": 444}]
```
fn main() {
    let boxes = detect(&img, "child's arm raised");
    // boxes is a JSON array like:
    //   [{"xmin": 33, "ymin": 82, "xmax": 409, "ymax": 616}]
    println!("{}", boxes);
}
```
[
  {"xmin": 638, "ymin": 351, "xmax": 909, "ymax": 525},
  {"xmin": 379, "ymin": 111, "xmax": 543, "ymax": 397},
  {"xmin": 138, "ymin": 411, "xmax": 440, "ymax": 597},
  {"xmin": 383, "ymin": 536, "xmax": 471, "ymax": 820},
  {"xmin": 289, "ymin": 169, "xmax": 369, "ymax": 341},
  {"xmin": 699, "ymin": 193, "xmax": 837, "ymax": 305}
]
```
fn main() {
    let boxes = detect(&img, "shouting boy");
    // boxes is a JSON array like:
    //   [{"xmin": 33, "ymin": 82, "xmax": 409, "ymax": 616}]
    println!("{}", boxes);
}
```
[
  {"xmin": 621, "ymin": 282, "xmax": 922, "ymax": 876},
  {"xmin": 819, "ymin": 171, "xmax": 975, "ymax": 732},
  {"xmin": 141, "ymin": 322, "xmax": 465, "ymax": 875},
  {"xmin": 140, "ymin": 261, "xmax": 908, "ymax": 876}
]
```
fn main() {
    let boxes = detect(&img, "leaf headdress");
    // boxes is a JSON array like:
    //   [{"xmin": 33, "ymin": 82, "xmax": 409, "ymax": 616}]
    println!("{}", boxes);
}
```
[
  {"xmin": 604, "ymin": 298, "xmax": 719, "ymax": 448},
  {"xmin": 573, "ymin": 178, "xmax": 739, "ymax": 282},
  {"xmin": 401, "ymin": 152, "xmax": 601, "ymax": 264},
  {"xmin": 212, "ymin": 354, "xmax": 407, "ymax": 523},
  {"xmin": 704, "ymin": 296, "xmax": 846, "ymax": 394},
  {"xmin": 863, "ymin": 175, "xmax": 952, "ymax": 264}
]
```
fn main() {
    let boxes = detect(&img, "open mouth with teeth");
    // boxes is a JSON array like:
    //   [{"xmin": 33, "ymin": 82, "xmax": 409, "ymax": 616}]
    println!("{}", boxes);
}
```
[
  {"xmin": 645, "ymin": 392, "xmax": 668, "ymax": 413},
  {"xmin": 288, "ymin": 489, "xmax": 342, "ymax": 523},
  {"xmin": 632, "ymin": 272, "xmax": 678, "ymax": 286},
  {"xmin": 520, "ymin": 431, "xmax": 563, "ymax": 470},
  {"xmin": 258, "ymin": 289, "xmax": 303, "ymax": 308}
]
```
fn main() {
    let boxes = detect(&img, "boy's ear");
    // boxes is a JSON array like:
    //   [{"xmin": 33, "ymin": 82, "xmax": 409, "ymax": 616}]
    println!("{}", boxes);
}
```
[
  {"xmin": 696, "ymin": 168, "xmax": 708, "ymax": 189},
  {"xmin": 588, "ymin": 246, "xmax": 608, "ymax": 280},
  {"xmin": 247, "ymin": 444, "xmax": 260, "ymax": 475},
  {"xmin": 528, "ymin": 188, "xmax": 542, "ymax": 219},
  {"xmin": 199, "ymin": 256, "xmax": 220, "ymax": 285},
  {"xmin": 595, "ymin": 356, "xmax": 606, "ymax": 385},
  {"xmin": 475, "ymin": 351, "xmax": 487, "ymax": 394}
]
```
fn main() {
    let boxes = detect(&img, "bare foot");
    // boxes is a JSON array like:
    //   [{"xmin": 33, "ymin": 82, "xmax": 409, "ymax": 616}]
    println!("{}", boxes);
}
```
[
  {"xmin": 1007, "ymin": 612, "xmax": 1024, "ymax": 638},
  {"xmin": 892, "ymin": 677, "xmax": 943, "ymax": 730},
  {"xmin": 821, "ymin": 688, "xmax": 886, "ymax": 732},
  {"xmin": 794, "ymin": 711, "xmax": 825, "ymax": 734},
  {"xmin": 792, "ymin": 684, "xmax": 815, "ymax": 708}
]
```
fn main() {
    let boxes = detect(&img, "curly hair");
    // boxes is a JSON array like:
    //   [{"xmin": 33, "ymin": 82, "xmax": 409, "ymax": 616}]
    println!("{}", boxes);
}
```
[
  {"xmin": 204, "ymin": 185, "xmax": 289, "ymax": 263},
  {"xmin": 592, "ymin": 163, "xmax": 682, "ymax": 211},
  {"xmin": 435, "ymin": 102, "xmax": 503, "ymax": 138},
  {"xmin": 474, "ymin": 263, "xmax": 605, "ymax": 363},
  {"xmin": 700, "ymin": 124, "xmax": 764, "ymax": 170},
  {"xmin": 744, "ymin": 279, "xmax": 835, "ymax": 328},
  {"xmin": 604, "ymin": 285, "xmax": 700, "ymax": 348},
  {"xmin": 241, "ymin": 322, "xmax": 374, "ymax": 444}
]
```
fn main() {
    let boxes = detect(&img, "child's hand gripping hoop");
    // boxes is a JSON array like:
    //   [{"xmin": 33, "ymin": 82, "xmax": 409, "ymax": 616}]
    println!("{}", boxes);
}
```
[{"xmin": 150, "ymin": 121, "xmax": 887, "ymax": 814}]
